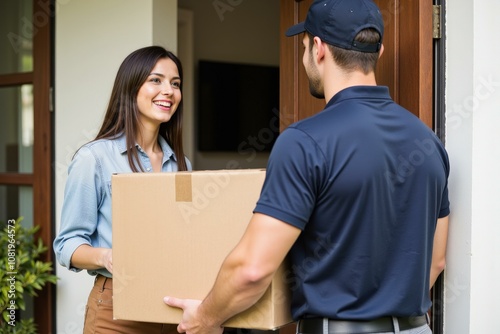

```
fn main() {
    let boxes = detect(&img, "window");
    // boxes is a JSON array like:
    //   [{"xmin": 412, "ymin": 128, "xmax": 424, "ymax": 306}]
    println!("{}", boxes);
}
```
[{"xmin": 0, "ymin": 0, "xmax": 54, "ymax": 331}]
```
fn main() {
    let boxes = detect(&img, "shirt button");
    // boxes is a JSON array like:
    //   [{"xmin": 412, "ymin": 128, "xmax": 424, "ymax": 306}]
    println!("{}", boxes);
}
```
[{"xmin": 147, "ymin": 167, "xmax": 151, "ymax": 171}]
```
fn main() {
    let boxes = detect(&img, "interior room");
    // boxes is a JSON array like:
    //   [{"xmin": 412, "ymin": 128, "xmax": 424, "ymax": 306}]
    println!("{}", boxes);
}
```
[{"xmin": 177, "ymin": 0, "xmax": 280, "ymax": 170}]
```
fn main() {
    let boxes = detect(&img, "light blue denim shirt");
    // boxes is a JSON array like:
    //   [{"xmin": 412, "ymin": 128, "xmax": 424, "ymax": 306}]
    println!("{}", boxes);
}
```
[{"xmin": 53, "ymin": 133, "xmax": 191, "ymax": 278}]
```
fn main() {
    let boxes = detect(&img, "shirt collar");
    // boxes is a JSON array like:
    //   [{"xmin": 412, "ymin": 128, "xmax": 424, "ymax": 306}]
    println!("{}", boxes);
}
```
[
  {"xmin": 326, "ymin": 85, "xmax": 391, "ymax": 108},
  {"xmin": 115, "ymin": 133, "xmax": 176, "ymax": 162},
  {"xmin": 158, "ymin": 135, "xmax": 176, "ymax": 162}
]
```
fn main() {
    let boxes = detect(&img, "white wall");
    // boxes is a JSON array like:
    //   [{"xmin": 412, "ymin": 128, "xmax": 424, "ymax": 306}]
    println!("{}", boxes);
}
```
[
  {"xmin": 54, "ymin": 1, "xmax": 177, "ymax": 332},
  {"xmin": 445, "ymin": 0, "xmax": 500, "ymax": 332}
]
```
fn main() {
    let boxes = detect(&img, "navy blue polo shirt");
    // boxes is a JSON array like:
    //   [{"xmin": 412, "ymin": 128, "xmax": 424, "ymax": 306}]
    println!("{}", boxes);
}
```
[{"xmin": 254, "ymin": 86, "xmax": 450, "ymax": 320}]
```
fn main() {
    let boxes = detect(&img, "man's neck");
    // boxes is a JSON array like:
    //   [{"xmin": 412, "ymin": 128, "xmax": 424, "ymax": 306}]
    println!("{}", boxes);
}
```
[{"xmin": 323, "ymin": 64, "xmax": 377, "ymax": 103}]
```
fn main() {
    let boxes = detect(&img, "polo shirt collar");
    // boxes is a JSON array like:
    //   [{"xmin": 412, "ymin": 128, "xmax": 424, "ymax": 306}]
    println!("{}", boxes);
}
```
[{"xmin": 326, "ymin": 85, "xmax": 391, "ymax": 108}]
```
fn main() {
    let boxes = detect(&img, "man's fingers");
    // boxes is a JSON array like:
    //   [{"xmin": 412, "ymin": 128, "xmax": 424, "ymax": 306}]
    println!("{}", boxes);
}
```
[{"xmin": 164, "ymin": 296, "xmax": 183, "ymax": 309}]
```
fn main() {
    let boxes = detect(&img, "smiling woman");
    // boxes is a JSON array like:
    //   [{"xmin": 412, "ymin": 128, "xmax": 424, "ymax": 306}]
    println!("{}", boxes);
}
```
[
  {"xmin": 53, "ymin": 46, "xmax": 191, "ymax": 334},
  {"xmin": 137, "ymin": 58, "xmax": 182, "ymax": 132}
]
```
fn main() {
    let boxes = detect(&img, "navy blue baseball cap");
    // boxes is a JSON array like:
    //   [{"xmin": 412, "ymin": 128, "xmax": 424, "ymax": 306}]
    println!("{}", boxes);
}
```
[{"xmin": 285, "ymin": 0, "xmax": 384, "ymax": 53}]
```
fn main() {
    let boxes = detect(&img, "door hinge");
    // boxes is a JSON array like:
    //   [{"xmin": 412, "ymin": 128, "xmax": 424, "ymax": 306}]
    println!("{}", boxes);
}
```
[{"xmin": 433, "ymin": 5, "xmax": 442, "ymax": 39}]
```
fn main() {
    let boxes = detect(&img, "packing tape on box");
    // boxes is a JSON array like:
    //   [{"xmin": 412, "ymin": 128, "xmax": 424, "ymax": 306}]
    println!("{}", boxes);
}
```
[{"xmin": 175, "ymin": 173, "xmax": 192, "ymax": 202}]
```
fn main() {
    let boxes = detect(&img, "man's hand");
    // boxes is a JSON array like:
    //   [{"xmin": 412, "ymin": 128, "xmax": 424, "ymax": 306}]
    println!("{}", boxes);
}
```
[{"xmin": 163, "ymin": 296, "xmax": 223, "ymax": 334}]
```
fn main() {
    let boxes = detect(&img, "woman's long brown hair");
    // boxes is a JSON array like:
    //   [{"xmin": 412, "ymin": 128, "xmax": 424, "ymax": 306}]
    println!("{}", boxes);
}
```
[{"xmin": 93, "ymin": 46, "xmax": 188, "ymax": 172}]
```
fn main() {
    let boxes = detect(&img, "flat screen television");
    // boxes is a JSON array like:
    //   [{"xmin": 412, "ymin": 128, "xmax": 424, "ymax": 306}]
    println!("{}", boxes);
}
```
[{"xmin": 197, "ymin": 60, "xmax": 279, "ymax": 152}]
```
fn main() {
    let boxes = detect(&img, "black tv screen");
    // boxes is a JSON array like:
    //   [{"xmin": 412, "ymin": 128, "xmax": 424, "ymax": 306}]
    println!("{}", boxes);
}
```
[{"xmin": 197, "ymin": 60, "xmax": 279, "ymax": 152}]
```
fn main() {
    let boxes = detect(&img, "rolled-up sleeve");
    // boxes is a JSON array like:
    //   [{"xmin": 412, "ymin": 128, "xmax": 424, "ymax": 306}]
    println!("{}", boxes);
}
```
[{"xmin": 53, "ymin": 147, "xmax": 103, "ymax": 271}]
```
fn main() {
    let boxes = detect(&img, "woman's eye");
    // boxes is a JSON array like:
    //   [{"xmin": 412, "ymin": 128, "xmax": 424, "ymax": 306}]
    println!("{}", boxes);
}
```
[
  {"xmin": 150, "ymin": 78, "xmax": 161, "ymax": 84},
  {"xmin": 172, "ymin": 81, "xmax": 181, "ymax": 88}
]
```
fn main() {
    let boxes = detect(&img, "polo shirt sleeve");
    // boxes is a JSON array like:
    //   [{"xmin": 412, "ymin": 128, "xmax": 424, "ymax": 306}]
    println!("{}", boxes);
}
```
[
  {"xmin": 438, "ymin": 149, "xmax": 451, "ymax": 218},
  {"xmin": 254, "ymin": 127, "xmax": 326, "ymax": 230},
  {"xmin": 53, "ymin": 146, "xmax": 103, "ymax": 272}
]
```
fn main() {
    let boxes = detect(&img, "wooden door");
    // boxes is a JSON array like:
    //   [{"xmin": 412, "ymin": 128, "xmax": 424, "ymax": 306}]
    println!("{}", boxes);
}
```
[
  {"xmin": 280, "ymin": 0, "xmax": 433, "ymax": 129},
  {"xmin": 278, "ymin": 0, "xmax": 435, "ymax": 333}
]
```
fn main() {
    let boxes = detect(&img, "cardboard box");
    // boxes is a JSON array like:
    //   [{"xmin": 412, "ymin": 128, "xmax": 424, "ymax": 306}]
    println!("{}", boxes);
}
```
[{"xmin": 112, "ymin": 169, "xmax": 292, "ymax": 330}]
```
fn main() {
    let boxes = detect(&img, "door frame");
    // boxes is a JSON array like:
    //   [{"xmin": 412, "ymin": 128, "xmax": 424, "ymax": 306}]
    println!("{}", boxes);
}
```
[{"xmin": 0, "ymin": 0, "xmax": 55, "ymax": 332}]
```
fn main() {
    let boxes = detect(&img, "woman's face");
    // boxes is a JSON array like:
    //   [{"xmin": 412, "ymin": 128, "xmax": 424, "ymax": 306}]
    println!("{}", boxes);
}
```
[{"xmin": 136, "ymin": 57, "xmax": 182, "ymax": 129}]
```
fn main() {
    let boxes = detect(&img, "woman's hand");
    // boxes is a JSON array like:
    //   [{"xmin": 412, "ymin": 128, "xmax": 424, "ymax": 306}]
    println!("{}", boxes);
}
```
[
  {"xmin": 99, "ymin": 248, "xmax": 113, "ymax": 274},
  {"xmin": 70, "ymin": 245, "xmax": 113, "ymax": 273}
]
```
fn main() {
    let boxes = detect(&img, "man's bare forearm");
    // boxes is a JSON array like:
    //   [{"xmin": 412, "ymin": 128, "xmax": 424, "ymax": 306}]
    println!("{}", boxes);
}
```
[{"xmin": 197, "ymin": 247, "xmax": 275, "ymax": 327}]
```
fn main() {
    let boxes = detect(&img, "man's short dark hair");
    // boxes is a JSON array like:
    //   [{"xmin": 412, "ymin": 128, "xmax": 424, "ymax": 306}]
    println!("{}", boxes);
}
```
[{"xmin": 309, "ymin": 29, "xmax": 381, "ymax": 74}]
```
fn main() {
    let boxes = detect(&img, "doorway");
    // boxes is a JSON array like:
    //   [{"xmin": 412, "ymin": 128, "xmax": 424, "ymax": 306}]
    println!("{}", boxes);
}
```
[{"xmin": 0, "ymin": 0, "xmax": 54, "ymax": 332}]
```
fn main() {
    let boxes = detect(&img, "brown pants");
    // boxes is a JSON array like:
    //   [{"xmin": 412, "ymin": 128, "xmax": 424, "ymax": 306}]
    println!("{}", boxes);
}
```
[{"xmin": 83, "ymin": 275, "xmax": 178, "ymax": 334}]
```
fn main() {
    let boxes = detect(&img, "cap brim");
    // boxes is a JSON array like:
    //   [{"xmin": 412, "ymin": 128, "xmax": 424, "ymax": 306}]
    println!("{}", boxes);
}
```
[{"xmin": 285, "ymin": 21, "xmax": 306, "ymax": 37}]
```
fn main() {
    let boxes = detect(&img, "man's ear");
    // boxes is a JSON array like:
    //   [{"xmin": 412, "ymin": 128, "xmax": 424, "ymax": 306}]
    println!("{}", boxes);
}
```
[
  {"xmin": 378, "ymin": 44, "xmax": 384, "ymax": 59},
  {"xmin": 314, "ymin": 36, "xmax": 325, "ymax": 63}
]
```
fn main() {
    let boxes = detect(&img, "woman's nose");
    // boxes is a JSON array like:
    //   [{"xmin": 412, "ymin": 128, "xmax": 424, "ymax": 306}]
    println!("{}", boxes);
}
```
[{"xmin": 161, "ymin": 83, "xmax": 173, "ymax": 95}]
